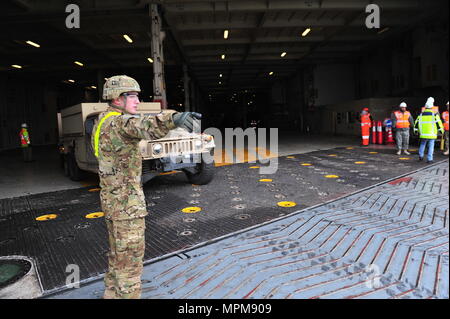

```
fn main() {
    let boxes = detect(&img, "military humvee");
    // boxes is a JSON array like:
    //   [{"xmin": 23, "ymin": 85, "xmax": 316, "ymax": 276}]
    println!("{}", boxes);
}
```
[{"xmin": 59, "ymin": 102, "xmax": 215, "ymax": 185}]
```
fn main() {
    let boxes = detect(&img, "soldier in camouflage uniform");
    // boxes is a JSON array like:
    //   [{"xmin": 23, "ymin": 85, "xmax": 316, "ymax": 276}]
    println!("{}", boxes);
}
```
[{"xmin": 92, "ymin": 75, "xmax": 200, "ymax": 299}]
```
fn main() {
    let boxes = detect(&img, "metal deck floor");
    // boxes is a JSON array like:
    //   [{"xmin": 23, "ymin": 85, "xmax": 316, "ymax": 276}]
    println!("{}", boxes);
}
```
[
  {"xmin": 52, "ymin": 161, "xmax": 449, "ymax": 299},
  {"xmin": 0, "ymin": 146, "xmax": 448, "ymax": 296}
]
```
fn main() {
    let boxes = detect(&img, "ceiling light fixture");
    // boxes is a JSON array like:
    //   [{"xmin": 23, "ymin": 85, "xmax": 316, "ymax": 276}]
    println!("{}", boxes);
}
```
[
  {"xmin": 12, "ymin": 64, "xmax": 22, "ymax": 69},
  {"xmin": 74, "ymin": 61, "xmax": 83, "ymax": 66},
  {"xmin": 224, "ymin": 30, "xmax": 229, "ymax": 39},
  {"xmin": 219, "ymin": 73, "xmax": 223, "ymax": 77},
  {"xmin": 68, "ymin": 79, "xmax": 75, "ymax": 83},
  {"xmin": 147, "ymin": 57, "xmax": 154, "ymax": 63},
  {"xmin": 221, "ymin": 54, "xmax": 225, "ymax": 60},
  {"xmin": 302, "ymin": 28, "xmax": 311, "ymax": 37},
  {"xmin": 26, "ymin": 40, "xmax": 40, "ymax": 48},
  {"xmin": 269, "ymin": 71, "xmax": 274, "ymax": 75},
  {"xmin": 281, "ymin": 52, "xmax": 287, "ymax": 57},
  {"xmin": 123, "ymin": 34, "xmax": 133, "ymax": 43},
  {"xmin": 91, "ymin": 86, "xmax": 97, "ymax": 89}
]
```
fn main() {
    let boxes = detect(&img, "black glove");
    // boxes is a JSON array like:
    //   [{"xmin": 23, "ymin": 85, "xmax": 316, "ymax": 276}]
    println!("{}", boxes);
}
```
[{"xmin": 172, "ymin": 112, "xmax": 202, "ymax": 132}]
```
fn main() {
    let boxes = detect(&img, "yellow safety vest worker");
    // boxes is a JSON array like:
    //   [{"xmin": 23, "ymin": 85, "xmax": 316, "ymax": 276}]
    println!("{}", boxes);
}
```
[{"xmin": 421, "ymin": 106, "xmax": 439, "ymax": 114}]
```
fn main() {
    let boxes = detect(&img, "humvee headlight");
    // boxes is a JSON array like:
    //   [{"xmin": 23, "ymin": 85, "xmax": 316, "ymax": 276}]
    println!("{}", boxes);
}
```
[
  {"xmin": 203, "ymin": 135, "xmax": 213, "ymax": 142},
  {"xmin": 195, "ymin": 140, "xmax": 202, "ymax": 149},
  {"xmin": 153, "ymin": 143, "xmax": 163, "ymax": 154}
]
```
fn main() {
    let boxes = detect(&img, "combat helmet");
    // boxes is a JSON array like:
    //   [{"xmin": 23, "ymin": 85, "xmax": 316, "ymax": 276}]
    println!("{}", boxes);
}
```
[{"xmin": 102, "ymin": 75, "xmax": 141, "ymax": 101}]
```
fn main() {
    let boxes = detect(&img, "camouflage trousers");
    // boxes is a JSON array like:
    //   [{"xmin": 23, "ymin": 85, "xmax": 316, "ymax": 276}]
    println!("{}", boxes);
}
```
[
  {"xmin": 395, "ymin": 129, "xmax": 410, "ymax": 150},
  {"xmin": 103, "ymin": 218, "xmax": 146, "ymax": 299}
]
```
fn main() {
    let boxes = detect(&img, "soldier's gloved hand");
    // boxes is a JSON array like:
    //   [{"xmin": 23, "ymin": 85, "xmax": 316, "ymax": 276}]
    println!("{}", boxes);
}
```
[{"xmin": 172, "ymin": 112, "xmax": 202, "ymax": 132}]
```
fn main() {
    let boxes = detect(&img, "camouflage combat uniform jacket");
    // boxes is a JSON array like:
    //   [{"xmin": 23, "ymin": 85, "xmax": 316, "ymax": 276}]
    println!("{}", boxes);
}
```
[{"xmin": 92, "ymin": 106, "xmax": 176, "ymax": 220}]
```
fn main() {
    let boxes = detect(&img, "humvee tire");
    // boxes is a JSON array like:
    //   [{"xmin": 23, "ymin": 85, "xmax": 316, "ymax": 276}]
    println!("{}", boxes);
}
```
[
  {"xmin": 183, "ymin": 158, "xmax": 214, "ymax": 185},
  {"xmin": 67, "ymin": 152, "xmax": 84, "ymax": 181},
  {"xmin": 63, "ymin": 154, "xmax": 70, "ymax": 177}
]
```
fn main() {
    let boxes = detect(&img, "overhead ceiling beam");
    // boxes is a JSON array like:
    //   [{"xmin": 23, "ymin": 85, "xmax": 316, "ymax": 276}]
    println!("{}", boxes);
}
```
[
  {"xmin": 242, "ymin": 10, "xmax": 268, "ymax": 64},
  {"xmin": 163, "ymin": 0, "xmax": 422, "ymax": 13},
  {"xmin": 0, "ymin": 8, "xmax": 148, "ymax": 25},
  {"xmin": 173, "ymin": 19, "xmax": 346, "ymax": 31}
]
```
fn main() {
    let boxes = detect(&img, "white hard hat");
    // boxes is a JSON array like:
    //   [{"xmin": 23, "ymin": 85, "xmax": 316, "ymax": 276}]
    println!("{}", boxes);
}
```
[
  {"xmin": 21, "ymin": 123, "xmax": 27, "ymax": 128},
  {"xmin": 425, "ymin": 97, "xmax": 434, "ymax": 109},
  {"xmin": 399, "ymin": 102, "xmax": 407, "ymax": 108}
]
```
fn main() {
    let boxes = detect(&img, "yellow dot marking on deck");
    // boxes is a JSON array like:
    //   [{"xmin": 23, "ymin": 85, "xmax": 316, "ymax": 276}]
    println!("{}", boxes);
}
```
[
  {"xmin": 86, "ymin": 212, "xmax": 104, "ymax": 219},
  {"xmin": 399, "ymin": 157, "xmax": 410, "ymax": 160},
  {"xmin": 277, "ymin": 201, "xmax": 297, "ymax": 208},
  {"xmin": 354, "ymin": 161, "xmax": 366, "ymax": 164},
  {"xmin": 325, "ymin": 175, "xmax": 339, "ymax": 178},
  {"xmin": 328, "ymin": 154, "xmax": 337, "ymax": 157},
  {"xmin": 259, "ymin": 179, "xmax": 273, "ymax": 182},
  {"xmin": 346, "ymin": 147, "xmax": 354, "ymax": 150},
  {"xmin": 286, "ymin": 156, "xmax": 296, "ymax": 159},
  {"xmin": 36, "ymin": 214, "xmax": 58, "ymax": 221},
  {"xmin": 181, "ymin": 207, "xmax": 202, "ymax": 213},
  {"xmin": 301, "ymin": 163, "xmax": 312, "ymax": 166},
  {"xmin": 249, "ymin": 166, "xmax": 260, "ymax": 169},
  {"xmin": 369, "ymin": 152, "xmax": 378, "ymax": 154},
  {"xmin": 88, "ymin": 188, "xmax": 101, "ymax": 192}
]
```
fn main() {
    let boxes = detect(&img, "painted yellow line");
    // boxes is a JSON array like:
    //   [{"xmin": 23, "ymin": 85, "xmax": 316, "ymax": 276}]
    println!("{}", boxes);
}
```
[
  {"xmin": 325, "ymin": 175, "xmax": 339, "ymax": 178},
  {"xmin": 214, "ymin": 147, "xmax": 277, "ymax": 167},
  {"xmin": 88, "ymin": 188, "xmax": 101, "ymax": 192},
  {"xmin": 81, "ymin": 182, "xmax": 96, "ymax": 188},
  {"xmin": 354, "ymin": 161, "xmax": 366, "ymax": 164},
  {"xmin": 399, "ymin": 157, "xmax": 410, "ymax": 160},
  {"xmin": 301, "ymin": 163, "xmax": 312, "ymax": 166},
  {"xmin": 259, "ymin": 179, "xmax": 273, "ymax": 182},
  {"xmin": 255, "ymin": 146, "xmax": 278, "ymax": 159},
  {"xmin": 214, "ymin": 148, "xmax": 234, "ymax": 167},
  {"xmin": 159, "ymin": 171, "xmax": 181, "ymax": 176}
]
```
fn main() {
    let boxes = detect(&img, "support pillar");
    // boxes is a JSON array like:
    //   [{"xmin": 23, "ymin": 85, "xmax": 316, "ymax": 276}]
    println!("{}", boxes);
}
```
[
  {"xmin": 150, "ymin": 4, "xmax": 167, "ymax": 109},
  {"xmin": 183, "ymin": 64, "xmax": 190, "ymax": 112}
]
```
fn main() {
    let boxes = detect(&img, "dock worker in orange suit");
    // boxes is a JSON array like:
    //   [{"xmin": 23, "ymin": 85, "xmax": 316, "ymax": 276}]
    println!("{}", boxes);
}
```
[
  {"xmin": 442, "ymin": 101, "xmax": 449, "ymax": 155},
  {"xmin": 391, "ymin": 102, "xmax": 414, "ymax": 155},
  {"xmin": 360, "ymin": 107, "xmax": 373, "ymax": 146}
]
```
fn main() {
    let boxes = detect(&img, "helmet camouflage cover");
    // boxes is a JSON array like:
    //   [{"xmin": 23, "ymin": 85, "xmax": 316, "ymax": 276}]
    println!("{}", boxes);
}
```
[{"xmin": 102, "ymin": 75, "xmax": 141, "ymax": 100}]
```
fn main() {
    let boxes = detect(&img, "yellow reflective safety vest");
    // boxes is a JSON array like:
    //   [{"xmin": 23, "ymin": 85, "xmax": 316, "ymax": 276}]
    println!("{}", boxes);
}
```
[
  {"xmin": 414, "ymin": 110, "xmax": 444, "ymax": 139},
  {"xmin": 94, "ymin": 111, "xmax": 121, "ymax": 157}
]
